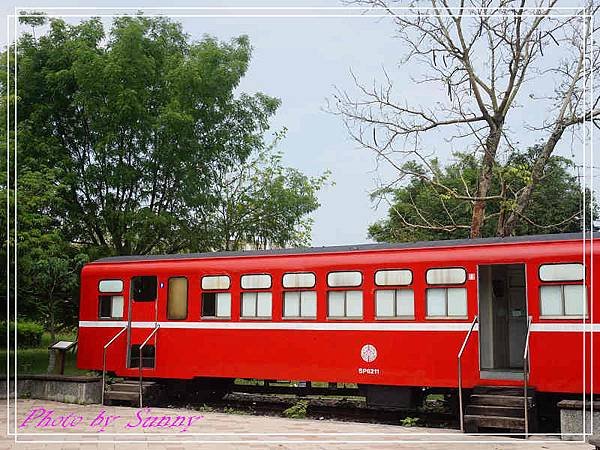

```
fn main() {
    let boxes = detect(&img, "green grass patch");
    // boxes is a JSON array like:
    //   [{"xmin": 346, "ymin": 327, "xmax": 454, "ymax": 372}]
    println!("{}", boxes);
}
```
[{"xmin": 0, "ymin": 329, "xmax": 90, "ymax": 376}]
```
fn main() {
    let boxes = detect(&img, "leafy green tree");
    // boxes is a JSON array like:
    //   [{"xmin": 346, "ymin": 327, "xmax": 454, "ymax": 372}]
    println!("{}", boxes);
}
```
[
  {"xmin": 13, "ymin": 15, "xmax": 287, "ymax": 257},
  {"xmin": 0, "ymin": 14, "xmax": 327, "ymax": 331},
  {"xmin": 369, "ymin": 147, "xmax": 592, "ymax": 243},
  {"xmin": 204, "ymin": 130, "xmax": 329, "ymax": 251}
]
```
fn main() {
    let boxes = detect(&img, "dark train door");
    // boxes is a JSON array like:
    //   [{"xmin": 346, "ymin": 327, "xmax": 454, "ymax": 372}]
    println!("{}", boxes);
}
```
[{"xmin": 126, "ymin": 275, "xmax": 159, "ymax": 368}]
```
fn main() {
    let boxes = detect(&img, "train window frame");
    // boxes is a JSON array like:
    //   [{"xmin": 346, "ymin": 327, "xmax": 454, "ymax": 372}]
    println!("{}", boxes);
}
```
[
  {"xmin": 282, "ymin": 272, "xmax": 317, "ymax": 289},
  {"xmin": 201, "ymin": 292, "xmax": 232, "ymax": 319},
  {"xmin": 131, "ymin": 276, "xmax": 158, "ymax": 302},
  {"xmin": 98, "ymin": 295, "xmax": 124, "ymax": 320},
  {"xmin": 538, "ymin": 262, "xmax": 585, "ymax": 282},
  {"xmin": 426, "ymin": 267, "xmax": 467, "ymax": 285},
  {"xmin": 240, "ymin": 291, "xmax": 273, "ymax": 319},
  {"xmin": 327, "ymin": 290, "xmax": 363, "ymax": 319},
  {"xmin": 374, "ymin": 269, "xmax": 413, "ymax": 287},
  {"xmin": 98, "ymin": 279, "xmax": 123, "ymax": 294},
  {"xmin": 374, "ymin": 288, "xmax": 415, "ymax": 319},
  {"xmin": 327, "ymin": 271, "xmax": 363, "ymax": 288},
  {"xmin": 539, "ymin": 284, "xmax": 588, "ymax": 318},
  {"xmin": 201, "ymin": 275, "xmax": 231, "ymax": 291},
  {"xmin": 240, "ymin": 274, "xmax": 272, "ymax": 290},
  {"xmin": 425, "ymin": 287, "xmax": 468, "ymax": 319},
  {"xmin": 167, "ymin": 276, "xmax": 188, "ymax": 320},
  {"xmin": 282, "ymin": 290, "xmax": 317, "ymax": 319}
]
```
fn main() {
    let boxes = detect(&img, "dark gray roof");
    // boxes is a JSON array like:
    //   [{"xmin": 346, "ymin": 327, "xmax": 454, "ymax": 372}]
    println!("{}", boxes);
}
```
[{"xmin": 91, "ymin": 232, "xmax": 596, "ymax": 264}]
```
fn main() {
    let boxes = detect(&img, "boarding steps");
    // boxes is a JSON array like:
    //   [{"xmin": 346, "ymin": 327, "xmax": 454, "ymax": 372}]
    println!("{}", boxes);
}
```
[
  {"xmin": 463, "ymin": 386, "xmax": 537, "ymax": 433},
  {"xmin": 104, "ymin": 379, "xmax": 160, "ymax": 406}
]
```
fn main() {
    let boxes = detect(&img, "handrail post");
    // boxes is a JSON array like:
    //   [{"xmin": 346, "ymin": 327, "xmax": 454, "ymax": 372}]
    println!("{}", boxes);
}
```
[
  {"xmin": 102, "ymin": 326, "xmax": 128, "ymax": 405},
  {"xmin": 138, "ymin": 323, "xmax": 160, "ymax": 407},
  {"xmin": 457, "ymin": 315, "xmax": 478, "ymax": 432},
  {"xmin": 523, "ymin": 315, "xmax": 532, "ymax": 439}
]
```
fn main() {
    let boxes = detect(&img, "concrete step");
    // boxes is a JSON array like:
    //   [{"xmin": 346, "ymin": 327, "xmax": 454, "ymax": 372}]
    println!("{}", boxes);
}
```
[
  {"xmin": 464, "ymin": 414, "xmax": 525, "ymax": 430},
  {"xmin": 473, "ymin": 385, "xmax": 533, "ymax": 396},
  {"xmin": 109, "ymin": 383, "xmax": 139, "ymax": 393},
  {"xmin": 465, "ymin": 404, "xmax": 524, "ymax": 418},
  {"xmin": 104, "ymin": 390, "xmax": 139, "ymax": 402},
  {"xmin": 469, "ymin": 394, "xmax": 534, "ymax": 408}
]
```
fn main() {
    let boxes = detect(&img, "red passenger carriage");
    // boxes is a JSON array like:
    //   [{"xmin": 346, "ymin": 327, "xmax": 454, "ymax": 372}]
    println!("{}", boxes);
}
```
[{"xmin": 77, "ymin": 232, "xmax": 598, "ymax": 429}]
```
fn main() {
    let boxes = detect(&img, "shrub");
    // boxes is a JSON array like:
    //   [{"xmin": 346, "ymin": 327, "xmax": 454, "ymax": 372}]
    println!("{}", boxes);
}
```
[
  {"xmin": 283, "ymin": 400, "xmax": 309, "ymax": 419},
  {"xmin": 0, "ymin": 321, "xmax": 45, "ymax": 348},
  {"xmin": 400, "ymin": 416, "xmax": 420, "ymax": 427}
]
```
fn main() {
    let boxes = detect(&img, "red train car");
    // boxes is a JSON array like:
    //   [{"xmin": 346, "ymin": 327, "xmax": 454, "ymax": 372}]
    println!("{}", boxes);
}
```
[{"xmin": 77, "ymin": 232, "xmax": 598, "ymax": 420}]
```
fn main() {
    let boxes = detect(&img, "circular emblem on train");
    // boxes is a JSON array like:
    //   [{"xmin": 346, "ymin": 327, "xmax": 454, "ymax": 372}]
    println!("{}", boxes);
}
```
[{"xmin": 360, "ymin": 344, "xmax": 377, "ymax": 363}]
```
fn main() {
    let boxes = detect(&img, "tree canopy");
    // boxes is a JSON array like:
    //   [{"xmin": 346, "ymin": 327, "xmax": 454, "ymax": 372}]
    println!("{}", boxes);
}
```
[
  {"xmin": 369, "ymin": 147, "xmax": 592, "ymax": 243},
  {"xmin": 0, "ymin": 15, "xmax": 327, "ymax": 332}
]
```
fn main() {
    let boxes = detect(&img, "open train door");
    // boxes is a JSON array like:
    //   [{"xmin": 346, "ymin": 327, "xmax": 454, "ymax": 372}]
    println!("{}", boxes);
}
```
[
  {"xmin": 477, "ymin": 264, "xmax": 528, "ymax": 379},
  {"xmin": 126, "ymin": 275, "xmax": 159, "ymax": 369}
]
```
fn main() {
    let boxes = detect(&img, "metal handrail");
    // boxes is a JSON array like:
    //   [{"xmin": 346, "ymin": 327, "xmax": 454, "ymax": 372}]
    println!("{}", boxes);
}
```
[
  {"xmin": 102, "ymin": 326, "xmax": 128, "ymax": 405},
  {"xmin": 457, "ymin": 315, "xmax": 478, "ymax": 432},
  {"xmin": 139, "ymin": 323, "xmax": 160, "ymax": 407},
  {"xmin": 523, "ymin": 315, "xmax": 533, "ymax": 438}
]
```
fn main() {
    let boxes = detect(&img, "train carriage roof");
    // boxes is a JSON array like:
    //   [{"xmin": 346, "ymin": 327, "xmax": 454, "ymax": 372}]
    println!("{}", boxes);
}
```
[{"xmin": 92, "ymin": 232, "xmax": 597, "ymax": 264}]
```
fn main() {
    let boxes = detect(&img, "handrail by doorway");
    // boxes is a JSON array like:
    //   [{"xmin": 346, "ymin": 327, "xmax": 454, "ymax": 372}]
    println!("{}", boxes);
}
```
[
  {"xmin": 523, "ymin": 315, "xmax": 533, "ymax": 438},
  {"xmin": 102, "ymin": 326, "xmax": 128, "ymax": 405},
  {"xmin": 139, "ymin": 323, "xmax": 160, "ymax": 407},
  {"xmin": 457, "ymin": 315, "xmax": 478, "ymax": 432}
]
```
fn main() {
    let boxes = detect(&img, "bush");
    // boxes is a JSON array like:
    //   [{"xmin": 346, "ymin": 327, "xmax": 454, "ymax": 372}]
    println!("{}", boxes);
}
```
[
  {"xmin": 0, "ymin": 321, "xmax": 45, "ymax": 348},
  {"xmin": 400, "ymin": 416, "xmax": 420, "ymax": 427},
  {"xmin": 283, "ymin": 400, "xmax": 309, "ymax": 419}
]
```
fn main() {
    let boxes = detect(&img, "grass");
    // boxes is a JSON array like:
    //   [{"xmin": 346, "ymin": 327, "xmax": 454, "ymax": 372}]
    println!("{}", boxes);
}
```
[{"xmin": 0, "ymin": 330, "xmax": 92, "ymax": 376}]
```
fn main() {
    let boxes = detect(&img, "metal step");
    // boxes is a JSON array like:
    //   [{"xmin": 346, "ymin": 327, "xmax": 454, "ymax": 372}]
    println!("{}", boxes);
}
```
[
  {"xmin": 464, "ymin": 414, "xmax": 525, "ymax": 430},
  {"xmin": 469, "ymin": 394, "xmax": 534, "ymax": 408},
  {"xmin": 465, "ymin": 404, "xmax": 524, "ymax": 418}
]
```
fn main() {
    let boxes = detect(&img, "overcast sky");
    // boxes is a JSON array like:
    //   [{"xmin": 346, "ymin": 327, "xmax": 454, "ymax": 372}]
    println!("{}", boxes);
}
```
[{"xmin": 3, "ymin": 1, "xmax": 596, "ymax": 246}]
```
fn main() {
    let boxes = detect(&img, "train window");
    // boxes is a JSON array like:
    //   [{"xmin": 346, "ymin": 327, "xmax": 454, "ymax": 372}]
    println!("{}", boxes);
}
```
[
  {"xmin": 375, "ymin": 270, "xmax": 412, "ymax": 286},
  {"xmin": 282, "ymin": 272, "xmax": 316, "ymax": 289},
  {"xmin": 327, "ymin": 271, "xmax": 362, "ymax": 287},
  {"xmin": 241, "ymin": 274, "xmax": 272, "ymax": 290},
  {"xmin": 540, "ymin": 284, "xmax": 587, "ymax": 316},
  {"xmin": 131, "ymin": 276, "xmax": 157, "ymax": 302},
  {"xmin": 426, "ymin": 268, "xmax": 467, "ymax": 285},
  {"xmin": 426, "ymin": 288, "xmax": 467, "ymax": 318},
  {"xmin": 539, "ymin": 263, "xmax": 584, "ymax": 282},
  {"xmin": 327, "ymin": 291, "xmax": 363, "ymax": 318},
  {"xmin": 167, "ymin": 277, "xmax": 188, "ymax": 320},
  {"xmin": 375, "ymin": 289, "xmax": 414, "ymax": 318},
  {"xmin": 202, "ymin": 292, "xmax": 231, "ymax": 318},
  {"xmin": 283, "ymin": 291, "xmax": 317, "ymax": 318},
  {"xmin": 202, "ymin": 275, "xmax": 231, "ymax": 290},
  {"xmin": 99, "ymin": 279, "xmax": 123, "ymax": 293},
  {"xmin": 98, "ymin": 295, "xmax": 124, "ymax": 319},
  {"xmin": 241, "ymin": 292, "xmax": 272, "ymax": 318}
]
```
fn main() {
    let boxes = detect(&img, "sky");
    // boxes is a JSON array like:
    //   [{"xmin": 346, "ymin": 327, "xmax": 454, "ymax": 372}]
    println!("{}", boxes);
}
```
[{"xmin": 3, "ymin": 1, "xmax": 597, "ymax": 246}]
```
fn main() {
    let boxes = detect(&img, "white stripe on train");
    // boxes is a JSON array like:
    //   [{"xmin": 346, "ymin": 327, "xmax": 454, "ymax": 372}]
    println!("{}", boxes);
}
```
[{"xmin": 79, "ymin": 321, "xmax": 600, "ymax": 332}]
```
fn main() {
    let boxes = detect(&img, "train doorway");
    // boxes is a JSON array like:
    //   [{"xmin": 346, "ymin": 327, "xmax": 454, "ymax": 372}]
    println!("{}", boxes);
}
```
[{"xmin": 477, "ymin": 264, "xmax": 528, "ymax": 379}]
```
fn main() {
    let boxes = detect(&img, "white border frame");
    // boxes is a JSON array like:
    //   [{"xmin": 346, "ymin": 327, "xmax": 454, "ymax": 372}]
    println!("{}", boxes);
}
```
[{"xmin": 4, "ymin": 4, "xmax": 595, "ymax": 445}]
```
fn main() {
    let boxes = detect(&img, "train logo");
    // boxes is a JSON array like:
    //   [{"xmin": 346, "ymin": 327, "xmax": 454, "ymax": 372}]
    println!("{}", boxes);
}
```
[{"xmin": 360, "ymin": 344, "xmax": 377, "ymax": 363}]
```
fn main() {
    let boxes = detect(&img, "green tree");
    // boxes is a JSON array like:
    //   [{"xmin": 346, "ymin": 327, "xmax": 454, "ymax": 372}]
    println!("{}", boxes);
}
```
[
  {"xmin": 0, "ymin": 14, "xmax": 327, "ymax": 331},
  {"xmin": 204, "ymin": 130, "xmax": 329, "ymax": 251},
  {"xmin": 13, "ymin": 15, "xmax": 291, "ymax": 257},
  {"xmin": 369, "ymin": 147, "xmax": 592, "ymax": 243}
]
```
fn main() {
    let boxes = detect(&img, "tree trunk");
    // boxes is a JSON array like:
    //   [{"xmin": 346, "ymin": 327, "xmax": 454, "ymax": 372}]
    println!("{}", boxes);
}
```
[
  {"xmin": 499, "ymin": 123, "xmax": 566, "ymax": 237},
  {"xmin": 470, "ymin": 122, "xmax": 503, "ymax": 238}
]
